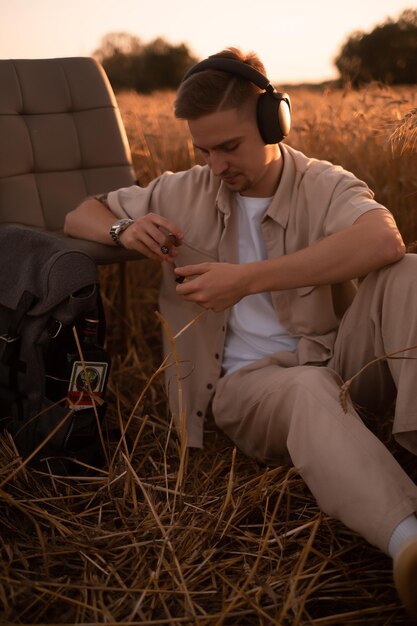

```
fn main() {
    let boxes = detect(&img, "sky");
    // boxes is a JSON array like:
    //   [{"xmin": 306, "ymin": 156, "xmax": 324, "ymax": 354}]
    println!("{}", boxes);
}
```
[{"xmin": 0, "ymin": 0, "xmax": 414, "ymax": 84}]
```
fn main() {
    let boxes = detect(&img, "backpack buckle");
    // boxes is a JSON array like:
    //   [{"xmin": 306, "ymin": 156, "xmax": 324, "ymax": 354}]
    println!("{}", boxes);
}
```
[
  {"xmin": 47, "ymin": 319, "xmax": 63, "ymax": 339},
  {"xmin": 0, "ymin": 333, "xmax": 19, "ymax": 365}
]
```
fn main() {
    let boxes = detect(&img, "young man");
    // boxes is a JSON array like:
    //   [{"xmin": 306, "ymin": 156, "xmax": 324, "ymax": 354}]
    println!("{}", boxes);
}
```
[{"xmin": 65, "ymin": 47, "xmax": 417, "ymax": 618}]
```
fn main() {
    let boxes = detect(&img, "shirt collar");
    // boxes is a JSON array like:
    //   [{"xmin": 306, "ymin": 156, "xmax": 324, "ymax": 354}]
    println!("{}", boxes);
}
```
[
  {"xmin": 264, "ymin": 144, "xmax": 294, "ymax": 229},
  {"xmin": 215, "ymin": 180, "xmax": 233, "ymax": 215}
]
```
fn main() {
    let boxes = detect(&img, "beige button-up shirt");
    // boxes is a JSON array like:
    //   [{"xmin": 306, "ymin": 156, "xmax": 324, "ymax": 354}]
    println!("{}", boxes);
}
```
[{"xmin": 107, "ymin": 144, "xmax": 387, "ymax": 447}]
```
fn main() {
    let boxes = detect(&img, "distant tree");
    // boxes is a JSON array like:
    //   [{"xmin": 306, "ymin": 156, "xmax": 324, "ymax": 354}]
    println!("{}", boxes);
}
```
[
  {"xmin": 335, "ymin": 9, "xmax": 417, "ymax": 86},
  {"xmin": 93, "ymin": 32, "xmax": 143, "ymax": 62},
  {"xmin": 93, "ymin": 33, "xmax": 197, "ymax": 92},
  {"xmin": 134, "ymin": 38, "xmax": 198, "ymax": 92},
  {"xmin": 93, "ymin": 32, "xmax": 143, "ymax": 90}
]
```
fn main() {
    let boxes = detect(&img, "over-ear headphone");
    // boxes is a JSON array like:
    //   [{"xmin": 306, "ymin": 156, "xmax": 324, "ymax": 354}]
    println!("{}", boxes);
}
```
[{"xmin": 181, "ymin": 56, "xmax": 291, "ymax": 145}]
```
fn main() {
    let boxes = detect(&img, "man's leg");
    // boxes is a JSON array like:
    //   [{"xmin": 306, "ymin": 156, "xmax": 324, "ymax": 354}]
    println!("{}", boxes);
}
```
[
  {"xmin": 330, "ymin": 254, "xmax": 417, "ymax": 454},
  {"xmin": 328, "ymin": 253, "xmax": 417, "ymax": 618},
  {"xmin": 213, "ymin": 360, "xmax": 417, "ymax": 554}
]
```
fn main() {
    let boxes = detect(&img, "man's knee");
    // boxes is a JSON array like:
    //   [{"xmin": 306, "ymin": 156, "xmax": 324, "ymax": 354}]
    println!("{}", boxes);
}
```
[
  {"xmin": 368, "ymin": 253, "xmax": 417, "ymax": 293},
  {"xmin": 284, "ymin": 365, "xmax": 342, "ymax": 401}
]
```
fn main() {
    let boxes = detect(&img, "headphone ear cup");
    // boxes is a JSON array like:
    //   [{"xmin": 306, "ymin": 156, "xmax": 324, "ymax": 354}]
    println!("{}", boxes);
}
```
[{"xmin": 256, "ymin": 92, "xmax": 291, "ymax": 144}]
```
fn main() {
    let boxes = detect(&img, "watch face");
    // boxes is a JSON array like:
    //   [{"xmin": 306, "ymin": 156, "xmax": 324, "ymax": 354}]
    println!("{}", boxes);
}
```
[
  {"xmin": 112, "ymin": 219, "xmax": 129, "ymax": 233},
  {"xmin": 110, "ymin": 218, "xmax": 133, "ymax": 245},
  {"xmin": 116, "ymin": 219, "xmax": 126, "ymax": 228}
]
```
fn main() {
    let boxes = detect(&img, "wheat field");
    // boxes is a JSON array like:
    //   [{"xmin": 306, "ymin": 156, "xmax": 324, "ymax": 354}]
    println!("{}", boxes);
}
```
[{"xmin": 1, "ymin": 85, "xmax": 417, "ymax": 625}]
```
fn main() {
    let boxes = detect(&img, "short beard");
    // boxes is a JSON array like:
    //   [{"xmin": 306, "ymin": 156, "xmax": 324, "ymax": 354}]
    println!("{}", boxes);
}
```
[{"xmin": 224, "ymin": 175, "xmax": 252, "ymax": 193}]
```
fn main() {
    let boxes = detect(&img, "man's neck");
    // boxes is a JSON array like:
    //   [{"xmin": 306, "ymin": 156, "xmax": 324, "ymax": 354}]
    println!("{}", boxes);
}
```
[{"xmin": 241, "ymin": 146, "xmax": 283, "ymax": 198}]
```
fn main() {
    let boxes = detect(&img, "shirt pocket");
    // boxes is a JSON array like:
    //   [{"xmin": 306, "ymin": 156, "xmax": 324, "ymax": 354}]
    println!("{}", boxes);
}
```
[{"xmin": 290, "ymin": 284, "xmax": 339, "ymax": 335}]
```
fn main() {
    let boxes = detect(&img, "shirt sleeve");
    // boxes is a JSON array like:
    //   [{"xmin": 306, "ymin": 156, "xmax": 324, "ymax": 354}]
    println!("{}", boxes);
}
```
[
  {"xmin": 316, "ymin": 165, "xmax": 390, "ymax": 236},
  {"xmin": 106, "ymin": 176, "xmax": 163, "ymax": 220}
]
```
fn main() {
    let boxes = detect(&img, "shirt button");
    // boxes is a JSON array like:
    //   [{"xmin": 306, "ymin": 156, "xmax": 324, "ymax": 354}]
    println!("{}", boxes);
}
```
[
  {"xmin": 196, "ymin": 411, "xmax": 203, "ymax": 417},
  {"xmin": 207, "ymin": 383, "xmax": 213, "ymax": 390},
  {"xmin": 215, "ymin": 353, "xmax": 219, "ymax": 359}
]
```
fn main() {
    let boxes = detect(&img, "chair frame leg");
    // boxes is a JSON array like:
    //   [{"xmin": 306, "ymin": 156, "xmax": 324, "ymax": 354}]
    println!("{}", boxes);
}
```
[{"xmin": 118, "ymin": 262, "xmax": 128, "ymax": 348}]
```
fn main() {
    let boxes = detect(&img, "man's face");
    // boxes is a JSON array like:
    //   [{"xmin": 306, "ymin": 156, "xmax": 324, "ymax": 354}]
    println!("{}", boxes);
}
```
[{"xmin": 188, "ymin": 107, "xmax": 281, "ymax": 197}]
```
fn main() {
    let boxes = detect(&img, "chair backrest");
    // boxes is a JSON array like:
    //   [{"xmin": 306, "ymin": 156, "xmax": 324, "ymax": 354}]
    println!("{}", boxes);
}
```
[{"xmin": 0, "ymin": 57, "xmax": 136, "ymax": 232}]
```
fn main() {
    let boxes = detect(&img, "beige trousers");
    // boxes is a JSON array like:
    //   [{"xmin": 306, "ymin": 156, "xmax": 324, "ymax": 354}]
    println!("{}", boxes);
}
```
[{"xmin": 212, "ymin": 255, "xmax": 417, "ymax": 552}]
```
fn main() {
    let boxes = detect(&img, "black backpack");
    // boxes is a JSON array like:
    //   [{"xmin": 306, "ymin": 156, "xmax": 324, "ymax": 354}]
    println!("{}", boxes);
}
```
[{"xmin": 0, "ymin": 226, "xmax": 110, "ymax": 475}]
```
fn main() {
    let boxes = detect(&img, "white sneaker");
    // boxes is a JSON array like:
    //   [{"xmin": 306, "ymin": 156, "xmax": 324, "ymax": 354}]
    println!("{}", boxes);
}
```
[{"xmin": 393, "ymin": 537, "xmax": 417, "ymax": 620}]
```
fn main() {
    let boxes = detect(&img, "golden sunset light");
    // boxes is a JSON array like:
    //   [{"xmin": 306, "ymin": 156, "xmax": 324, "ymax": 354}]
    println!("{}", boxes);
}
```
[
  {"xmin": 1, "ymin": 1, "xmax": 417, "ymax": 624},
  {"xmin": 0, "ymin": 0, "xmax": 413, "ymax": 83}
]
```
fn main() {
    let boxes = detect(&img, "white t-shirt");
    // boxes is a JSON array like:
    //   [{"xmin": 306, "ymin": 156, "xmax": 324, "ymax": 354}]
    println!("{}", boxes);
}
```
[{"xmin": 222, "ymin": 193, "xmax": 299, "ymax": 375}]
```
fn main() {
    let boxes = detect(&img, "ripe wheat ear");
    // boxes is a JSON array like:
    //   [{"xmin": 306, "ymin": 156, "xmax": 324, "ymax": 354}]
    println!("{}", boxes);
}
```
[{"xmin": 389, "ymin": 107, "xmax": 417, "ymax": 154}]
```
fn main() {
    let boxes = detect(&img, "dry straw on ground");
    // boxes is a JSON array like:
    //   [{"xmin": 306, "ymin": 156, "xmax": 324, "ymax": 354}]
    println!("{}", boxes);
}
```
[{"xmin": 1, "ymin": 85, "xmax": 417, "ymax": 625}]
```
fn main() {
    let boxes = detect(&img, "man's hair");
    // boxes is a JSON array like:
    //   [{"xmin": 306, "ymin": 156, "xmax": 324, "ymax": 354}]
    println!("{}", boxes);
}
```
[{"xmin": 174, "ymin": 47, "xmax": 266, "ymax": 120}]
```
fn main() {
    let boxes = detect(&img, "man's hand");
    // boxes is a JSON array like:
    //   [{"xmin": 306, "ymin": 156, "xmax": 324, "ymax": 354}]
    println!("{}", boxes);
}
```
[
  {"xmin": 119, "ymin": 213, "xmax": 183, "ymax": 263},
  {"xmin": 65, "ymin": 200, "xmax": 183, "ymax": 263},
  {"xmin": 175, "ymin": 262, "xmax": 248, "ymax": 312}
]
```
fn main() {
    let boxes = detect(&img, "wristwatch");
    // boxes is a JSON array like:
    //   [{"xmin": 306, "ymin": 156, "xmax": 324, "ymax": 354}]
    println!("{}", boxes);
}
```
[{"xmin": 109, "ymin": 218, "xmax": 134, "ymax": 247}]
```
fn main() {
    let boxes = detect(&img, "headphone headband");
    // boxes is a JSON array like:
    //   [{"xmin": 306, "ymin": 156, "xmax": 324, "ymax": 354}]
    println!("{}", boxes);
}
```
[
  {"xmin": 181, "ymin": 55, "xmax": 291, "ymax": 144},
  {"xmin": 182, "ymin": 56, "xmax": 274, "ymax": 93}
]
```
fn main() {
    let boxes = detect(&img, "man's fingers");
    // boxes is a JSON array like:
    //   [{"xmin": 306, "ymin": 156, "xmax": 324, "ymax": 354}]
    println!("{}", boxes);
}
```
[
  {"xmin": 175, "ymin": 263, "xmax": 208, "ymax": 279},
  {"xmin": 126, "ymin": 216, "xmax": 182, "ymax": 261},
  {"xmin": 160, "ymin": 232, "xmax": 179, "ymax": 255},
  {"xmin": 150, "ymin": 215, "xmax": 184, "ymax": 247}
]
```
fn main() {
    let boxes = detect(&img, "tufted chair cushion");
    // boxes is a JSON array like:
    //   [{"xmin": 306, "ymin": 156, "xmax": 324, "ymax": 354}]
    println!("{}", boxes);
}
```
[{"xmin": 0, "ymin": 57, "xmax": 140, "ymax": 263}]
